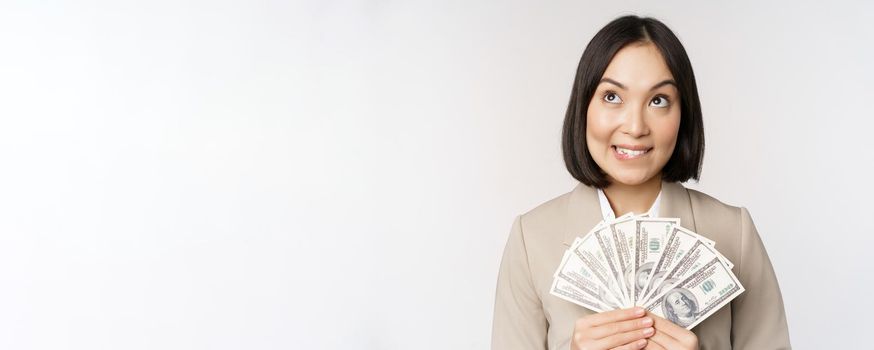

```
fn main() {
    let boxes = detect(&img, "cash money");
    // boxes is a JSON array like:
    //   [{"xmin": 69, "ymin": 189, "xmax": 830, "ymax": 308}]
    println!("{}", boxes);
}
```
[
  {"xmin": 551, "ymin": 213, "xmax": 743, "ymax": 329},
  {"xmin": 639, "ymin": 226, "xmax": 701, "ymax": 302},
  {"xmin": 643, "ymin": 257, "xmax": 745, "ymax": 330},
  {"xmin": 642, "ymin": 239, "xmax": 723, "ymax": 301},
  {"xmin": 553, "ymin": 249, "xmax": 623, "ymax": 309},
  {"xmin": 632, "ymin": 217, "xmax": 679, "ymax": 304},
  {"xmin": 550, "ymin": 278, "xmax": 611, "ymax": 313},
  {"xmin": 569, "ymin": 228, "xmax": 629, "ymax": 306},
  {"xmin": 608, "ymin": 215, "xmax": 639, "ymax": 305}
]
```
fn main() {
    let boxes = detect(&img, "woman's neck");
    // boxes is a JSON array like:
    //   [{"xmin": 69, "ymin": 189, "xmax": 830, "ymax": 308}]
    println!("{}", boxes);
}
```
[{"xmin": 602, "ymin": 175, "xmax": 662, "ymax": 217}]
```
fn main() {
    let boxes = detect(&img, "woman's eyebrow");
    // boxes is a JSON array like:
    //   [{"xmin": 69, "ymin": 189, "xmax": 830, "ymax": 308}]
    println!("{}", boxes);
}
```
[
  {"xmin": 599, "ymin": 77, "xmax": 677, "ymax": 91},
  {"xmin": 649, "ymin": 79, "xmax": 678, "ymax": 91}
]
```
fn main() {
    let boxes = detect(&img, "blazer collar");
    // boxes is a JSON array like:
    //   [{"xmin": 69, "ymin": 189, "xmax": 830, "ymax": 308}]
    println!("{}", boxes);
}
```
[{"xmin": 562, "ymin": 180, "xmax": 697, "ymax": 246}]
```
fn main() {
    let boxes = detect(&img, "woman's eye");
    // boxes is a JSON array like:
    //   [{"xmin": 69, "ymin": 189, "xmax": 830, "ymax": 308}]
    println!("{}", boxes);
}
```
[
  {"xmin": 603, "ymin": 92, "xmax": 622, "ymax": 104},
  {"xmin": 650, "ymin": 96, "xmax": 670, "ymax": 108}
]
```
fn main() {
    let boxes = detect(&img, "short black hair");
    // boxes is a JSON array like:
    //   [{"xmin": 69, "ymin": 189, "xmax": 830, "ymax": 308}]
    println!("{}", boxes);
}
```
[{"xmin": 561, "ymin": 15, "xmax": 705, "ymax": 188}]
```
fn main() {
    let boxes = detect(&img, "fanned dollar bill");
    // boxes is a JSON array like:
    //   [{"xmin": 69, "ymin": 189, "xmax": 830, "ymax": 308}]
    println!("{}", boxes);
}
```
[
  {"xmin": 550, "ymin": 278, "xmax": 612, "ymax": 313},
  {"xmin": 590, "ymin": 224, "xmax": 631, "ymax": 306},
  {"xmin": 640, "ymin": 239, "xmax": 723, "ymax": 303},
  {"xmin": 550, "ymin": 212, "xmax": 741, "ymax": 329},
  {"xmin": 608, "ymin": 213, "xmax": 646, "ymax": 305},
  {"xmin": 632, "ymin": 217, "xmax": 679, "ymax": 304},
  {"xmin": 569, "ymin": 227, "xmax": 628, "ymax": 306},
  {"xmin": 643, "ymin": 257, "xmax": 745, "ymax": 330},
  {"xmin": 639, "ymin": 226, "xmax": 702, "ymax": 302},
  {"xmin": 553, "ymin": 249, "xmax": 623, "ymax": 310}
]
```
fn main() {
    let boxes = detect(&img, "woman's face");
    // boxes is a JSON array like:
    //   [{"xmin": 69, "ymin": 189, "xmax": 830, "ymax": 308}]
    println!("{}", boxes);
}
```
[{"xmin": 586, "ymin": 42, "xmax": 681, "ymax": 187}]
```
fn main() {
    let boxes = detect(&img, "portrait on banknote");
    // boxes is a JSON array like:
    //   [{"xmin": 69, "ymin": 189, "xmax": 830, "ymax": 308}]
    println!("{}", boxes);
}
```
[
  {"xmin": 662, "ymin": 288, "xmax": 699, "ymax": 328},
  {"xmin": 634, "ymin": 263, "xmax": 653, "ymax": 295}
]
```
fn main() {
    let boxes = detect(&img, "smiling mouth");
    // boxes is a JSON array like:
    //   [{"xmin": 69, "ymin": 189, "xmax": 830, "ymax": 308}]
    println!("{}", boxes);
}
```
[{"xmin": 612, "ymin": 145, "xmax": 653, "ymax": 159}]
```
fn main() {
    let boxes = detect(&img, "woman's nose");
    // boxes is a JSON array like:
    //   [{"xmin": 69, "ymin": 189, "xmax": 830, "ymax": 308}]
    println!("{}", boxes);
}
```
[{"xmin": 622, "ymin": 105, "xmax": 650, "ymax": 137}]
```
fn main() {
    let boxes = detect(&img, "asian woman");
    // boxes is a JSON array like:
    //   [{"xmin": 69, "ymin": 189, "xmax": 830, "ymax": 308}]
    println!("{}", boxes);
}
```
[{"xmin": 491, "ymin": 15, "xmax": 790, "ymax": 350}]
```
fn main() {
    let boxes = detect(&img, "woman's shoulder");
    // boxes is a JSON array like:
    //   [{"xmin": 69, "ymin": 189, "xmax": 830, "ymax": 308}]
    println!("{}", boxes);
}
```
[
  {"xmin": 682, "ymin": 185, "xmax": 761, "ymax": 264},
  {"xmin": 684, "ymin": 186, "xmax": 750, "ymax": 232},
  {"xmin": 515, "ymin": 187, "xmax": 576, "ymax": 233},
  {"xmin": 685, "ymin": 186, "xmax": 744, "ymax": 215},
  {"xmin": 511, "ymin": 183, "xmax": 598, "ymax": 248}
]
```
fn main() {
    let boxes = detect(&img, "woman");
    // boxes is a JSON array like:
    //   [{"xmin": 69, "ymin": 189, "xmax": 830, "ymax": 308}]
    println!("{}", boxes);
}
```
[{"xmin": 491, "ymin": 16, "xmax": 790, "ymax": 350}]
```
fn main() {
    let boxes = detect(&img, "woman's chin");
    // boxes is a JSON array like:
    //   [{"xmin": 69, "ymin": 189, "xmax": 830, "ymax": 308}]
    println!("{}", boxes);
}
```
[{"xmin": 606, "ymin": 172, "xmax": 657, "ymax": 187}]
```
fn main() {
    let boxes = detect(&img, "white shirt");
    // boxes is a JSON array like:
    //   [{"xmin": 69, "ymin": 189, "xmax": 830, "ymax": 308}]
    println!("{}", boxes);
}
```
[{"xmin": 596, "ymin": 187, "xmax": 662, "ymax": 221}]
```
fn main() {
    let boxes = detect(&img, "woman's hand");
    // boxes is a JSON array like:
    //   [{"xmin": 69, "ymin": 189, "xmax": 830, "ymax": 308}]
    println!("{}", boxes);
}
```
[
  {"xmin": 571, "ymin": 307, "xmax": 654, "ymax": 350},
  {"xmin": 643, "ymin": 312, "xmax": 698, "ymax": 350}
]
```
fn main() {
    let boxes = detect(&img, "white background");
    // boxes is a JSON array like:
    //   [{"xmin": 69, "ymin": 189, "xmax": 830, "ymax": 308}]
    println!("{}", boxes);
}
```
[{"xmin": 1, "ymin": 1, "xmax": 872, "ymax": 349}]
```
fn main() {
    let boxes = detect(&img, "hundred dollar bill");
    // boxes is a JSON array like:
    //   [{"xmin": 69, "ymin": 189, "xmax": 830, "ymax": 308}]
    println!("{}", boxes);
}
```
[
  {"xmin": 553, "ymin": 249, "xmax": 623, "ymax": 309},
  {"xmin": 550, "ymin": 277, "xmax": 611, "ymax": 312},
  {"xmin": 570, "ymin": 225, "xmax": 628, "ymax": 306},
  {"xmin": 632, "ymin": 217, "xmax": 679, "ymax": 305},
  {"xmin": 608, "ymin": 213, "xmax": 645, "ymax": 305},
  {"xmin": 643, "ymin": 257, "xmax": 744, "ymax": 329},
  {"xmin": 593, "ymin": 223, "xmax": 632, "ymax": 306},
  {"xmin": 639, "ymin": 225, "xmax": 701, "ymax": 302},
  {"xmin": 670, "ymin": 227, "xmax": 734, "ymax": 270},
  {"xmin": 640, "ymin": 239, "xmax": 723, "ymax": 304}
]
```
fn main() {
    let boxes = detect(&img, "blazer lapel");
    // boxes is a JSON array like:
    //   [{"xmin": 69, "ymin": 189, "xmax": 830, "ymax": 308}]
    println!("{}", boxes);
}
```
[
  {"xmin": 659, "ymin": 180, "xmax": 698, "ymax": 232},
  {"xmin": 561, "ymin": 180, "xmax": 698, "ymax": 246},
  {"xmin": 562, "ymin": 183, "xmax": 602, "ymax": 246}
]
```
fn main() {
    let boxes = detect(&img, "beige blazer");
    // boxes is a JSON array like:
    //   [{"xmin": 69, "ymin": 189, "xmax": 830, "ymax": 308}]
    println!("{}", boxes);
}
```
[{"xmin": 491, "ymin": 181, "xmax": 790, "ymax": 350}]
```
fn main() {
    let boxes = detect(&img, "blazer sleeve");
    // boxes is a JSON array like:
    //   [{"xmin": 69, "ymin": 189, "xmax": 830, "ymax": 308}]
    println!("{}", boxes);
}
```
[
  {"xmin": 491, "ymin": 215, "xmax": 548, "ymax": 350},
  {"xmin": 730, "ymin": 207, "xmax": 791, "ymax": 349}
]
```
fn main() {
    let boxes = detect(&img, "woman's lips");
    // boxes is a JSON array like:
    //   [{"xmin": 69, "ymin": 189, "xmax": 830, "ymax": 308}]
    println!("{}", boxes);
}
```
[{"xmin": 612, "ymin": 145, "xmax": 652, "ymax": 160}]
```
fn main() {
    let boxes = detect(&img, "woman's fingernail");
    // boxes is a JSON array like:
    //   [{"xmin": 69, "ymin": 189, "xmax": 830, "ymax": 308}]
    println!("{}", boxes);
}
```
[
  {"xmin": 641, "ymin": 317, "xmax": 653, "ymax": 326},
  {"xmin": 637, "ymin": 339, "xmax": 647, "ymax": 348},
  {"xmin": 633, "ymin": 307, "xmax": 645, "ymax": 316},
  {"xmin": 643, "ymin": 327, "xmax": 654, "ymax": 336}
]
